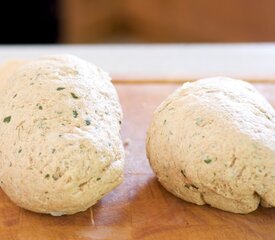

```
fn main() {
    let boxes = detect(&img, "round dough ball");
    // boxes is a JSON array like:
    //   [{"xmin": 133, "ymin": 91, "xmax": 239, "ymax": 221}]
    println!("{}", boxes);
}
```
[
  {"xmin": 147, "ymin": 77, "xmax": 275, "ymax": 214},
  {"xmin": 0, "ymin": 55, "xmax": 124, "ymax": 215}
]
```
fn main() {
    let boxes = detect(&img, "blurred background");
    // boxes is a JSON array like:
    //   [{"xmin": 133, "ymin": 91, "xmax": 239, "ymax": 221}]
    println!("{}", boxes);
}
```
[{"xmin": 1, "ymin": 0, "xmax": 275, "ymax": 44}]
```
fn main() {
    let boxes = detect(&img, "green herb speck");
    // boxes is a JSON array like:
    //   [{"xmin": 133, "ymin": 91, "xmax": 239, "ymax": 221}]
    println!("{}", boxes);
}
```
[
  {"xmin": 163, "ymin": 119, "xmax": 167, "ymax": 125},
  {"xmin": 73, "ymin": 110, "xmax": 78, "ymax": 118},
  {"xmin": 204, "ymin": 158, "xmax": 212, "ymax": 164},
  {"xmin": 52, "ymin": 148, "xmax": 56, "ymax": 154},
  {"xmin": 266, "ymin": 114, "xmax": 272, "ymax": 120},
  {"xmin": 195, "ymin": 117, "xmax": 203, "ymax": 126},
  {"xmin": 18, "ymin": 148, "xmax": 22, "ymax": 153},
  {"xmin": 96, "ymin": 177, "xmax": 101, "ymax": 181},
  {"xmin": 38, "ymin": 105, "xmax": 43, "ymax": 110},
  {"xmin": 56, "ymin": 87, "xmax": 66, "ymax": 91},
  {"xmin": 71, "ymin": 92, "xmax": 79, "ymax": 99},
  {"xmin": 45, "ymin": 174, "xmax": 50, "ymax": 179},
  {"xmin": 85, "ymin": 119, "xmax": 91, "ymax": 126},
  {"xmin": 3, "ymin": 116, "xmax": 11, "ymax": 123}
]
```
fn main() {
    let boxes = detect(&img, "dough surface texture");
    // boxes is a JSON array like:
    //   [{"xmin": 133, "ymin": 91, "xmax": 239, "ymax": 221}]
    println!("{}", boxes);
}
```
[
  {"xmin": 147, "ymin": 77, "xmax": 275, "ymax": 213},
  {"xmin": 0, "ymin": 55, "xmax": 124, "ymax": 215}
]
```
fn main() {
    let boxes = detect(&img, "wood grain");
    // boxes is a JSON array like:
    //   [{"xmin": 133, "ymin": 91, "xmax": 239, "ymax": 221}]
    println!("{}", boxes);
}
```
[{"xmin": 1, "ymin": 83, "xmax": 275, "ymax": 239}]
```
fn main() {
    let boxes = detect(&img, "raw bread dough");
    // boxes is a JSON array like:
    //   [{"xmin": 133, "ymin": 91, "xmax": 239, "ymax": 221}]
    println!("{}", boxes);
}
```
[
  {"xmin": 0, "ymin": 55, "xmax": 124, "ymax": 215},
  {"xmin": 0, "ymin": 60, "xmax": 28, "ymax": 88},
  {"xmin": 147, "ymin": 77, "xmax": 275, "ymax": 213}
]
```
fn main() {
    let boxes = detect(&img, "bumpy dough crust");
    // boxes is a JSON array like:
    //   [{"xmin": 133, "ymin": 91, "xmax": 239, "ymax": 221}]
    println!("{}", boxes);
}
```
[
  {"xmin": 0, "ymin": 55, "xmax": 124, "ymax": 215},
  {"xmin": 147, "ymin": 77, "xmax": 275, "ymax": 214}
]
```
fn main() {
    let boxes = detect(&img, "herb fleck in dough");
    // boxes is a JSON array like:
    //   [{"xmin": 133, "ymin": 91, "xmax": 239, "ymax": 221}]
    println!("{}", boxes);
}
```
[
  {"xmin": 0, "ymin": 55, "xmax": 124, "ymax": 215},
  {"xmin": 147, "ymin": 77, "xmax": 275, "ymax": 213}
]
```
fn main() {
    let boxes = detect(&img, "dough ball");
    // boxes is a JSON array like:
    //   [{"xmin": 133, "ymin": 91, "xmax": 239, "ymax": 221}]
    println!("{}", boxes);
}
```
[
  {"xmin": 0, "ymin": 55, "xmax": 124, "ymax": 215},
  {"xmin": 147, "ymin": 77, "xmax": 275, "ymax": 213}
]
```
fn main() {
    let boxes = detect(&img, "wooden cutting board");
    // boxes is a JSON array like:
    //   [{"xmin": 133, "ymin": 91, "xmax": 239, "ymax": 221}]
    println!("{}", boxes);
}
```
[{"xmin": 1, "ymin": 82, "xmax": 275, "ymax": 240}]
